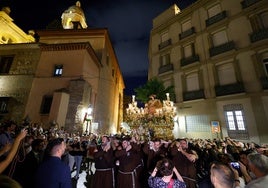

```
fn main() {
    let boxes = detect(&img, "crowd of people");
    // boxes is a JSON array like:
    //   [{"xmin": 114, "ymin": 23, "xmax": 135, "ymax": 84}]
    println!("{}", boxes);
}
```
[{"xmin": 0, "ymin": 120, "xmax": 268, "ymax": 188}]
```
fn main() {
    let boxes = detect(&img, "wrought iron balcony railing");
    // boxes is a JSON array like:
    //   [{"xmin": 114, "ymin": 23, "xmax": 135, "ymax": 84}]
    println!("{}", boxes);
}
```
[
  {"xmin": 206, "ymin": 11, "xmax": 227, "ymax": 27},
  {"xmin": 180, "ymin": 55, "xmax": 199, "ymax": 67},
  {"xmin": 158, "ymin": 63, "xmax": 174, "ymax": 74},
  {"xmin": 250, "ymin": 28, "xmax": 268, "ymax": 43},
  {"xmin": 241, "ymin": 0, "xmax": 261, "ymax": 9},
  {"xmin": 183, "ymin": 89, "xmax": 205, "ymax": 101},
  {"xmin": 158, "ymin": 39, "xmax": 172, "ymax": 50},
  {"xmin": 215, "ymin": 83, "xmax": 245, "ymax": 96},
  {"xmin": 209, "ymin": 41, "xmax": 235, "ymax": 57},
  {"xmin": 179, "ymin": 27, "xmax": 195, "ymax": 40}
]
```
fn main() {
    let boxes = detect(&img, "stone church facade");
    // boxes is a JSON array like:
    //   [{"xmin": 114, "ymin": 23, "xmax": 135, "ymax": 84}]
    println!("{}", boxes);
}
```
[{"xmin": 0, "ymin": 2, "xmax": 124, "ymax": 134}]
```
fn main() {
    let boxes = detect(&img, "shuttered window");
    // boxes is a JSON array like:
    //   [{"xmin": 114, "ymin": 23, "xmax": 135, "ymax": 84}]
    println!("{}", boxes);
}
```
[
  {"xmin": 212, "ymin": 30, "xmax": 228, "ymax": 46},
  {"xmin": 186, "ymin": 73, "xmax": 199, "ymax": 91},
  {"xmin": 217, "ymin": 63, "xmax": 236, "ymax": 85},
  {"xmin": 182, "ymin": 20, "xmax": 192, "ymax": 32},
  {"xmin": 208, "ymin": 4, "xmax": 221, "ymax": 18}
]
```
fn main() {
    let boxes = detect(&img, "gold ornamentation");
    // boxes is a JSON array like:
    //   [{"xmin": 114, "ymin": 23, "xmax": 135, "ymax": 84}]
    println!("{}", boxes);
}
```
[{"xmin": 125, "ymin": 93, "xmax": 176, "ymax": 140}]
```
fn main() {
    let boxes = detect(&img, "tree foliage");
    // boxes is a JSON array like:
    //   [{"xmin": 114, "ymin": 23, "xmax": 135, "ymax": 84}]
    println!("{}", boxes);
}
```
[{"xmin": 134, "ymin": 78, "xmax": 175, "ymax": 103}]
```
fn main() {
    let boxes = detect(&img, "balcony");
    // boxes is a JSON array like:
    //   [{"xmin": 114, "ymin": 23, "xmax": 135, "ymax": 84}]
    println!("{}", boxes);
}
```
[
  {"xmin": 158, "ymin": 63, "xmax": 173, "ymax": 74},
  {"xmin": 209, "ymin": 41, "xmax": 235, "ymax": 57},
  {"xmin": 250, "ymin": 28, "xmax": 268, "ymax": 43},
  {"xmin": 215, "ymin": 83, "xmax": 245, "ymax": 96},
  {"xmin": 183, "ymin": 89, "xmax": 205, "ymax": 101},
  {"xmin": 179, "ymin": 27, "xmax": 195, "ymax": 40},
  {"xmin": 180, "ymin": 55, "xmax": 200, "ymax": 67},
  {"xmin": 206, "ymin": 11, "xmax": 227, "ymax": 27},
  {"xmin": 241, "ymin": 0, "xmax": 261, "ymax": 9},
  {"xmin": 260, "ymin": 77, "xmax": 268, "ymax": 89},
  {"xmin": 158, "ymin": 39, "xmax": 172, "ymax": 50}
]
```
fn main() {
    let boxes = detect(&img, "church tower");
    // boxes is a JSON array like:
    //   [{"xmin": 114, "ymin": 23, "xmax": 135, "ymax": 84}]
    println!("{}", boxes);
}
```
[{"xmin": 61, "ymin": 1, "xmax": 88, "ymax": 29}]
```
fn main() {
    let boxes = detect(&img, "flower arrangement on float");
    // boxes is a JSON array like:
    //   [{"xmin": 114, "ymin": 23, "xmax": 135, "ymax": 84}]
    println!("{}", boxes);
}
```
[{"xmin": 124, "ymin": 93, "xmax": 176, "ymax": 140}]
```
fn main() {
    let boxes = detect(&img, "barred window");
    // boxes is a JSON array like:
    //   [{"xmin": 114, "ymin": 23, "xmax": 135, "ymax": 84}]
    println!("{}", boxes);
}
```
[
  {"xmin": 224, "ymin": 104, "xmax": 249, "ymax": 139},
  {"xmin": 186, "ymin": 115, "xmax": 210, "ymax": 132}
]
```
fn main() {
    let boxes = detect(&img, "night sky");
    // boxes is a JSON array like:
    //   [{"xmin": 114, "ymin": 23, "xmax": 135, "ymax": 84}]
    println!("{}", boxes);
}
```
[{"xmin": 1, "ymin": 0, "xmax": 196, "ymax": 95}]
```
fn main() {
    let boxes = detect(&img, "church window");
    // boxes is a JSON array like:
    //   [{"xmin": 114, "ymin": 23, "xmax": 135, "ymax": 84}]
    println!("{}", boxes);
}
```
[
  {"xmin": 0, "ymin": 56, "xmax": 13, "ymax": 74},
  {"xmin": 54, "ymin": 64, "xmax": 63, "ymax": 76}
]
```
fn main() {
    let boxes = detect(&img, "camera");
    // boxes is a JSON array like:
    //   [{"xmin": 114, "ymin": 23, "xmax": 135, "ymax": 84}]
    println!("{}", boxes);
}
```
[{"xmin": 230, "ymin": 162, "xmax": 240, "ymax": 169}]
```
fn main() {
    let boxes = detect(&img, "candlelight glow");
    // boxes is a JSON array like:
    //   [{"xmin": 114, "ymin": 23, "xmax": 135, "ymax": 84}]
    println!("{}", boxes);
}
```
[{"xmin": 125, "ymin": 93, "xmax": 176, "ymax": 140}]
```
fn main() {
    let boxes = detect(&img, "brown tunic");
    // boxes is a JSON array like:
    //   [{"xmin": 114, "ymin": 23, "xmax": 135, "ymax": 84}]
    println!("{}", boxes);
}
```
[
  {"xmin": 142, "ymin": 142, "xmax": 168, "ymax": 173},
  {"xmin": 93, "ymin": 145, "xmax": 115, "ymax": 188},
  {"xmin": 115, "ymin": 143, "xmax": 143, "ymax": 188},
  {"xmin": 170, "ymin": 146, "xmax": 197, "ymax": 188}
]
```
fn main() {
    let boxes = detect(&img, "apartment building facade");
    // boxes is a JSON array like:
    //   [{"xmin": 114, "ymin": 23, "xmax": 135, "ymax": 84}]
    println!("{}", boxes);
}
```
[{"xmin": 148, "ymin": 0, "xmax": 268, "ymax": 144}]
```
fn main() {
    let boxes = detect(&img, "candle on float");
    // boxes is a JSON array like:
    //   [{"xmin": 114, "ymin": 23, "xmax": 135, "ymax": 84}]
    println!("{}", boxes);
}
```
[
  {"xmin": 166, "ymin": 93, "xmax": 170, "ymax": 101},
  {"xmin": 132, "ymin": 95, "xmax": 135, "ymax": 102}
]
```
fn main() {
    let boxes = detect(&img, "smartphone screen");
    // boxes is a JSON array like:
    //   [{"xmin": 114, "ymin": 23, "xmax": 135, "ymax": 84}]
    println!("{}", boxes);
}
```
[{"xmin": 231, "ymin": 162, "xmax": 240, "ymax": 169}]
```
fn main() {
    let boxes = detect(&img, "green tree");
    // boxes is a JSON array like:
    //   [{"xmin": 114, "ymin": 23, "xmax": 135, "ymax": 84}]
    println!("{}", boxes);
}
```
[{"xmin": 134, "ymin": 78, "xmax": 175, "ymax": 103}]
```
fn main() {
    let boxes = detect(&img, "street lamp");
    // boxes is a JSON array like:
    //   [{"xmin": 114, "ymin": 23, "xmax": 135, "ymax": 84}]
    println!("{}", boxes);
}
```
[{"xmin": 85, "ymin": 106, "xmax": 93, "ymax": 135}]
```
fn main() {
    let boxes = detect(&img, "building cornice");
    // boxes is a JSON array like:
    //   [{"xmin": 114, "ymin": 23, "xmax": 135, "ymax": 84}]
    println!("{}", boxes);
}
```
[
  {"xmin": 35, "ymin": 28, "xmax": 109, "ymax": 37},
  {"xmin": 39, "ymin": 42, "xmax": 102, "ymax": 68},
  {"xmin": 40, "ymin": 42, "xmax": 91, "ymax": 51},
  {"xmin": 0, "ymin": 43, "xmax": 39, "ymax": 50}
]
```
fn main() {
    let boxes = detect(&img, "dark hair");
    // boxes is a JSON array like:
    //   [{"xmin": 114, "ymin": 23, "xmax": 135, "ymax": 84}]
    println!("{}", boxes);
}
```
[
  {"xmin": 217, "ymin": 153, "xmax": 233, "ymax": 164},
  {"xmin": 102, "ymin": 135, "xmax": 110, "ymax": 141},
  {"xmin": 152, "ymin": 138, "xmax": 161, "ymax": 142},
  {"xmin": 239, "ymin": 149, "xmax": 253, "ymax": 156},
  {"xmin": 31, "ymin": 138, "xmax": 45, "ymax": 149},
  {"xmin": 121, "ymin": 135, "xmax": 131, "ymax": 142},
  {"xmin": 45, "ymin": 138, "xmax": 64, "ymax": 156},
  {"xmin": 3, "ymin": 120, "xmax": 17, "ymax": 129},
  {"xmin": 157, "ymin": 158, "xmax": 174, "ymax": 176},
  {"xmin": 178, "ymin": 138, "xmax": 187, "ymax": 143}
]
